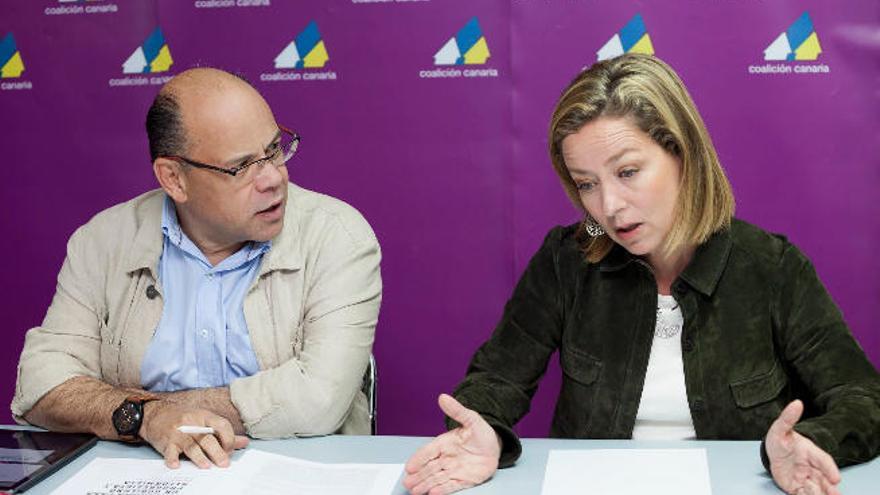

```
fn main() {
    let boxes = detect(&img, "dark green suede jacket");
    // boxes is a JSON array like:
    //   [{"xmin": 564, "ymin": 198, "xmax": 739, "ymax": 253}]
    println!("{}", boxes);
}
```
[{"xmin": 450, "ymin": 219, "xmax": 880, "ymax": 468}]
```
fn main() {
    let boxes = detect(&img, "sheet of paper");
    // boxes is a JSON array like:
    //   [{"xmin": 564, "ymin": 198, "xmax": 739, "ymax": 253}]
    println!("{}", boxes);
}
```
[
  {"xmin": 50, "ymin": 449, "xmax": 403, "ymax": 495},
  {"xmin": 541, "ymin": 449, "xmax": 712, "ymax": 495},
  {"xmin": 49, "ymin": 457, "xmax": 233, "ymax": 495},
  {"xmin": 242, "ymin": 450, "xmax": 403, "ymax": 495}
]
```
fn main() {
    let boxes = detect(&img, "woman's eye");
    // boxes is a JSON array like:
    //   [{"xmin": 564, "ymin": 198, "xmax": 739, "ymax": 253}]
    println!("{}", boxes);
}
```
[
  {"xmin": 576, "ymin": 182, "xmax": 595, "ymax": 193},
  {"xmin": 619, "ymin": 168, "xmax": 638, "ymax": 179}
]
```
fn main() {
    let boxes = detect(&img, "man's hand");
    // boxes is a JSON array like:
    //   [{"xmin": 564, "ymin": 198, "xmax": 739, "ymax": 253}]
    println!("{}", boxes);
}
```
[
  {"xmin": 403, "ymin": 394, "xmax": 501, "ymax": 495},
  {"xmin": 140, "ymin": 400, "xmax": 249, "ymax": 469},
  {"xmin": 765, "ymin": 400, "xmax": 841, "ymax": 495}
]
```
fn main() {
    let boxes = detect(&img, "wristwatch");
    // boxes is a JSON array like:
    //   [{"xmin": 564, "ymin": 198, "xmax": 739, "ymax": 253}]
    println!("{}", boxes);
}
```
[{"xmin": 112, "ymin": 394, "xmax": 160, "ymax": 442}]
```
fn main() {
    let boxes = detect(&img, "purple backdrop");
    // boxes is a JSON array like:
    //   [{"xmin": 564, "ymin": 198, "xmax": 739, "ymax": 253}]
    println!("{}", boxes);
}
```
[{"xmin": 1, "ymin": 0, "xmax": 877, "ymax": 438}]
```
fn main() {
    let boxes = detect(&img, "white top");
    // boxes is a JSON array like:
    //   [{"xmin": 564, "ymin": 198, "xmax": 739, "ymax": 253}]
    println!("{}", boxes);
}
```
[{"xmin": 631, "ymin": 294, "xmax": 696, "ymax": 440}]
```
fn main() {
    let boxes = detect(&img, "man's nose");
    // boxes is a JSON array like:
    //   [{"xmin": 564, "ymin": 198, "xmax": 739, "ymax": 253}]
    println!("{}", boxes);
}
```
[{"xmin": 253, "ymin": 162, "xmax": 286, "ymax": 192}]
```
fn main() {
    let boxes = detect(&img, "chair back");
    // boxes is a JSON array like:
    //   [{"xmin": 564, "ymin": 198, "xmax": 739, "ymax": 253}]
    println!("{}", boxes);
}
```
[{"xmin": 361, "ymin": 354, "xmax": 377, "ymax": 435}]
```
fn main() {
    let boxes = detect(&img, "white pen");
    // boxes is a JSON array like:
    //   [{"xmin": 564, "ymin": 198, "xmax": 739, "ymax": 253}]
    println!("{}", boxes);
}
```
[{"xmin": 177, "ymin": 425, "xmax": 215, "ymax": 435}]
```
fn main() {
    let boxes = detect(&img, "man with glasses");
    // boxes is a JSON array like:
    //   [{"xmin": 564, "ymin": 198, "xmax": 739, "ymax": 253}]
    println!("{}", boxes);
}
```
[{"xmin": 12, "ymin": 68, "xmax": 381, "ymax": 469}]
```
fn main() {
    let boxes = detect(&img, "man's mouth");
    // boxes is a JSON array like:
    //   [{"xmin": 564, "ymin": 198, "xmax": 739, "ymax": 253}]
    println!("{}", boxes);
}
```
[{"xmin": 257, "ymin": 201, "xmax": 282, "ymax": 215}]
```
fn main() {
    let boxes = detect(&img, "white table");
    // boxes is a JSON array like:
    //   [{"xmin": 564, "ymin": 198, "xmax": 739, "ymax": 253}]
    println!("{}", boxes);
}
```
[{"xmin": 26, "ymin": 435, "xmax": 880, "ymax": 494}]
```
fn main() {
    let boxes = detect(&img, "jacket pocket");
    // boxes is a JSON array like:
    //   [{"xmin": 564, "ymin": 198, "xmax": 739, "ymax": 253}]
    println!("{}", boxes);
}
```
[
  {"xmin": 98, "ymin": 318, "xmax": 120, "ymax": 384},
  {"xmin": 729, "ymin": 360, "xmax": 787, "ymax": 408},
  {"xmin": 728, "ymin": 360, "xmax": 788, "ymax": 435},
  {"xmin": 555, "ymin": 346, "xmax": 603, "ymax": 436},
  {"xmin": 561, "ymin": 346, "xmax": 603, "ymax": 386}
]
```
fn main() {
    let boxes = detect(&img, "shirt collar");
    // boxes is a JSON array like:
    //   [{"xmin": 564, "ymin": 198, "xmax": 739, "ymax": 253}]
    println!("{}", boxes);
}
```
[
  {"xmin": 161, "ymin": 196, "xmax": 271, "ymax": 271},
  {"xmin": 125, "ymin": 186, "xmax": 302, "ymax": 276},
  {"xmin": 161, "ymin": 196, "xmax": 184, "ymax": 247}
]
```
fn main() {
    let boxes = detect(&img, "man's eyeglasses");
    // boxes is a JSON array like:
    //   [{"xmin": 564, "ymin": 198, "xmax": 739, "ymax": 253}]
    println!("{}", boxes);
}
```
[{"xmin": 163, "ymin": 125, "xmax": 300, "ymax": 178}]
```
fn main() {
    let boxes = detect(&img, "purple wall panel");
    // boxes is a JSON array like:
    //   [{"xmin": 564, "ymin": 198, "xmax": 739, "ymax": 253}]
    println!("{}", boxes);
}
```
[{"xmin": 0, "ymin": 0, "xmax": 876, "ymax": 438}]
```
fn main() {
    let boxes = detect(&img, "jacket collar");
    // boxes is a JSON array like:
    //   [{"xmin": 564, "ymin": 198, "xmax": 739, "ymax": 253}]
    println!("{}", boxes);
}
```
[
  {"xmin": 598, "ymin": 226, "xmax": 732, "ymax": 297},
  {"xmin": 598, "ymin": 242, "xmax": 637, "ymax": 273},
  {"xmin": 125, "ymin": 192, "xmax": 164, "ymax": 276},
  {"xmin": 257, "ymin": 185, "xmax": 303, "ymax": 274},
  {"xmin": 124, "ymin": 185, "xmax": 303, "ymax": 276},
  {"xmin": 678, "ymin": 227, "xmax": 732, "ymax": 297}
]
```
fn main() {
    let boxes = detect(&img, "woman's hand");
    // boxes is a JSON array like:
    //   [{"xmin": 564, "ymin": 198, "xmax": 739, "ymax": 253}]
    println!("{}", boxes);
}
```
[
  {"xmin": 765, "ymin": 400, "xmax": 841, "ymax": 495},
  {"xmin": 403, "ymin": 394, "xmax": 501, "ymax": 495}
]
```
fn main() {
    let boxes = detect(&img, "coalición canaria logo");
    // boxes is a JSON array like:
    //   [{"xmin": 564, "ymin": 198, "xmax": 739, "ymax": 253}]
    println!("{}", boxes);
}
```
[
  {"xmin": 261, "ymin": 21, "xmax": 337, "ymax": 83},
  {"xmin": 748, "ymin": 12, "xmax": 830, "ymax": 75},
  {"xmin": 597, "ymin": 13, "xmax": 654, "ymax": 61},
  {"xmin": 1, "ymin": 33, "xmax": 32, "ymax": 90},
  {"xmin": 44, "ymin": 0, "xmax": 119, "ymax": 16},
  {"xmin": 193, "ymin": 0, "xmax": 270, "ymax": 9},
  {"xmin": 108, "ymin": 27, "xmax": 174, "ymax": 88},
  {"xmin": 419, "ymin": 17, "xmax": 498, "ymax": 79}
]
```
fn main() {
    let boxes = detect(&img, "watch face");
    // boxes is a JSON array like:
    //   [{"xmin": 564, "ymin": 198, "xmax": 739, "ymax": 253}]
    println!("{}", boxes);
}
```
[{"xmin": 112, "ymin": 401, "xmax": 143, "ymax": 437}]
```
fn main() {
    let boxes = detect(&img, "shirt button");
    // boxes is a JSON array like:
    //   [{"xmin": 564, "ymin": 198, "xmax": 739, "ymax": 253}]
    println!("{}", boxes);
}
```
[
  {"xmin": 201, "ymin": 329, "xmax": 209, "ymax": 338},
  {"xmin": 206, "ymin": 273, "xmax": 214, "ymax": 280},
  {"xmin": 145, "ymin": 285, "xmax": 159, "ymax": 300},
  {"xmin": 682, "ymin": 337, "xmax": 695, "ymax": 352},
  {"xmin": 693, "ymin": 400, "xmax": 705, "ymax": 412}
]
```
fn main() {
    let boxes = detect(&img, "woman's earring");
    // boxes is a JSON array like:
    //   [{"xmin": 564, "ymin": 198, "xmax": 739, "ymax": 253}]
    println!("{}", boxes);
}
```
[{"xmin": 583, "ymin": 216, "xmax": 605, "ymax": 237}]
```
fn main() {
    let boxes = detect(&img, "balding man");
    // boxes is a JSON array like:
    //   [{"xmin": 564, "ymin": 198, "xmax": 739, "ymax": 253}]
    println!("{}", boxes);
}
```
[{"xmin": 12, "ymin": 68, "xmax": 382, "ymax": 468}]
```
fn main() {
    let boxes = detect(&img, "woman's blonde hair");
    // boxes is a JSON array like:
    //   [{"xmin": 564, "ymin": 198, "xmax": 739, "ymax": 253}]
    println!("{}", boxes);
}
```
[{"xmin": 548, "ymin": 54, "xmax": 735, "ymax": 262}]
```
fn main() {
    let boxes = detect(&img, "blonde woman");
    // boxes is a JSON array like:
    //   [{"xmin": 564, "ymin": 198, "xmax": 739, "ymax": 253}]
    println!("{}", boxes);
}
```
[{"xmin": 404, "ymin": 54, "xmax": 879, "ymax": 495}]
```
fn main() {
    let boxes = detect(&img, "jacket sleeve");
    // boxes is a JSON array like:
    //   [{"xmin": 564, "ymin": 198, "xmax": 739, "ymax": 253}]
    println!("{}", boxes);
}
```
[
  {"xmin": 11, "ymin": 223, "xmax": 106, "ymax": 422},
  {"xmin": 775, "ymin": 243, "xmax": 880, "ymax": 467},
  {"xmin": 448, "ymin": 227, "xmax": 568, "ymax": 467},
  {"xmin": 229, "ymin": 209, "xmax": 382, "ymax": 438}
]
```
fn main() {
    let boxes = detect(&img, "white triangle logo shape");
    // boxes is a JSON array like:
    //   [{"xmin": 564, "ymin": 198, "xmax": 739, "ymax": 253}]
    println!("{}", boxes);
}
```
[
  {"xmin": 274, "ymin": 41, "xmax": 301, "ymax": 69},
  {"xmin": 122, "ymin": 47, "xmax": 147, "ymax": 74},
  {"xmin": 434, "ymin": 37, "xmax": 461, "ymax": 66},
  {"xmin": 597, "ymin": 34, "xmax": 624, "ymax": 61},
  {"xmin": 764, "ymin": 32, "xmax": 791, "ymax": 61}
]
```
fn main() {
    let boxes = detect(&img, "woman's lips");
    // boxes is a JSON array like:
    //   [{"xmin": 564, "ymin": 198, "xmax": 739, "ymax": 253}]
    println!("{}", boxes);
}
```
[{"xmin": 615, "ymin": 223, "xmax": 642, "ymax": 239}]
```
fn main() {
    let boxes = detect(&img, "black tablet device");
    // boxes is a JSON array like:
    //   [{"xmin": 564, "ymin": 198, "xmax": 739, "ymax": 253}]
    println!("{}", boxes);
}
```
[{"xmin": 0, "ymin": 428, "xmax": 97, "ymax": 493}]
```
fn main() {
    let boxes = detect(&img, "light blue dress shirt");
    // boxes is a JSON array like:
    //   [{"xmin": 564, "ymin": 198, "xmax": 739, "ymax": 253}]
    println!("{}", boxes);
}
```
[{"xmin": 140, "ymin": 197, "xmax": 269, "ymax": 392}]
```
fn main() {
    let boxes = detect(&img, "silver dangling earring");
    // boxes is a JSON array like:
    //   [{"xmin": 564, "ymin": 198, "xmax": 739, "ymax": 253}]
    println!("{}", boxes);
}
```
[{"xmin": 583, "ymin": 216, "xmax": 605, "ymax": 237}]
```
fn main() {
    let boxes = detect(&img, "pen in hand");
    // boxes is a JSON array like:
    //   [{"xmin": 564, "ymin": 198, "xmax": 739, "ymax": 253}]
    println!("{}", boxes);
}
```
[{"xmin": 177, "ymin": 425, "xmax": 215, "ymax": 435}]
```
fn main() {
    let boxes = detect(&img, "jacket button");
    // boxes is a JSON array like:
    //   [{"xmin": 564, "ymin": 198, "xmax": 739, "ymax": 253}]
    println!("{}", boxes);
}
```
[
  {"xmin": 146, "ymin": 285, "xmax": 159, "ymax": 300},
  {"xmin": 682, "ymin": 337, "xmax": 694, "ymax": 352},
  {"xmin": 693, "ymin": 400, "xmax": 705, "ymax": 412}
]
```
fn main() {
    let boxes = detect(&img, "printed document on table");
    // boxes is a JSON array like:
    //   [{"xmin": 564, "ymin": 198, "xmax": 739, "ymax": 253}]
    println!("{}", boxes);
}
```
[
  {"xmin": 50, "ymin": 449, "xmax": 404, "ymax": 495},
  {"xmin": 541, "ymin": 449, "xmax": 712, "ymax": 495}
]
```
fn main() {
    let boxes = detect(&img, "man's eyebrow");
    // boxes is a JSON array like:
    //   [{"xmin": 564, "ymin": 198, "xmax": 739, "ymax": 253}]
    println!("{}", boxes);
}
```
[{"xmin": 223, "ymin": 130, "xmax": 282, "ymax": 167}]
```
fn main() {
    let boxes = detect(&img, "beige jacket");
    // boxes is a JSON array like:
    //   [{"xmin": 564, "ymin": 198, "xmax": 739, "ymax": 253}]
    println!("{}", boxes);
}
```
[{"xmin": 12, "ymin": 183, "xmax": 381, "ymax": 438}]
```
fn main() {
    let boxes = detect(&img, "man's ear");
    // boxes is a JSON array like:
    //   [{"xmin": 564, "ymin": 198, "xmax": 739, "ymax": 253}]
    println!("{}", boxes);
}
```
[{"xmin": 153, "ymin": 158, "xmax": 188, "ymax": 203}]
